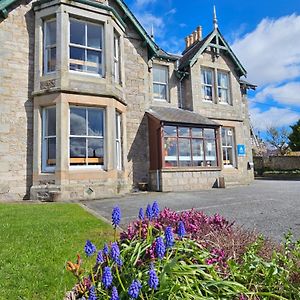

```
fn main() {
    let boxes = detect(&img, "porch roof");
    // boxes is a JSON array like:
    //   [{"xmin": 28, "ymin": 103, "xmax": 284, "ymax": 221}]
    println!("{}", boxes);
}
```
[{"xmin": 146, "ymin": 106, "xmax": 220, "ymax": 127}]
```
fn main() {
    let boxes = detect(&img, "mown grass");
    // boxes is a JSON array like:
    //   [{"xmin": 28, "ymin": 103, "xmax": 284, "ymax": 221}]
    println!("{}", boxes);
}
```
[{"xmin": 0, "ymin": 203, "xmax": 114, "ymax": 300}]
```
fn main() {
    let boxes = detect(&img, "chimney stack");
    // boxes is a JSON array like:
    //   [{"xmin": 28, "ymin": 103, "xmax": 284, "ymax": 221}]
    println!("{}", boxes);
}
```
[{"xmin": 184, "ymin": 25, "xmax": 202, "ymax": 49}]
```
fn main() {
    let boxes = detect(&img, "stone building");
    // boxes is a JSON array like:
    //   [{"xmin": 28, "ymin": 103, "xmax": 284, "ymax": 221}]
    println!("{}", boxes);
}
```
[{"xmin": 0, "ymin": 0, "xmax": 255, "ymax": 201}]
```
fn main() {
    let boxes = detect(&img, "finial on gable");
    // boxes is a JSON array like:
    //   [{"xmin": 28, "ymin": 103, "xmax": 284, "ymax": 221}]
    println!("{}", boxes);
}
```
[
  {"xmin": 213, "ymin": 5, "xmax": 218, "ymax": 29},
  {"xmin": 150, "ymin": 24, "xmax": 155, "ymax": 41}
]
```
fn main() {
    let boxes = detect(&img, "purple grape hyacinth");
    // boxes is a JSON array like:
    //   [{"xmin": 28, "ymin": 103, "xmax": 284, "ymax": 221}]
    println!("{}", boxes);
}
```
[
  {"xmin": 138, "ymin": 208, "xmax": 144, "ymax": 220},
  {"xmin": 165, "ymin": 226, "xmax": 174, "ymax": 248},
  {"xmin": 128, "ymin": 279, "xmax": 142, "ymax": 299},
  {"xmin": 96, "ymin": 250, "xmax": 104, "ymax": 264},
  {"xmin": 155, "ymin": 236, "xmax": 165, "ymax": 259},
  {"xmin": 112, "ymin": 206, "xmax": 121, "ymax": 228},
  {"xmin": 146, "ymin": 204, "xmax": 153, "ymax": 220},
  {"xmin": 152, "ymin": 201, "xmax": 160, "ymax": 218},
  {"xmin": 84, "ymin": 240, "xmax": 96, "ymax": 257},
  {"xmin": 102, "ymin": 266, "xmax": 113, "ymax": 289},
  {"xmin": 148, "ymin": 266, "xmax": 159, "ymax": 290},
  {"xmin": 103, "ymin": 243, "xmax": 109, "ymax": 256},
  {"xmin": 88, "ymin": 286, "xmax": 97, "ymax": 300},
  {"xmin": 177, "ymin": 221, "xmax": 186, "ymax": 238},
  {"xmin": 110, "ymin": 286, "xmax": 119, "ymax": 300},
  {"xmin": 110, "ymin": 242, "xmax": 120, "ymax": 262}
]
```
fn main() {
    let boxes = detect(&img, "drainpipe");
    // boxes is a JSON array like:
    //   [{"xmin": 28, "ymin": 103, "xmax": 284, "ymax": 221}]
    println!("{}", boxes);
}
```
[
  {"xmin": 156, "ymin": 169, "xmax": 160, "ymax": 191},
  {"xmin": 175, "ymin": 60, "xmax": 188, "ymax": 109}
]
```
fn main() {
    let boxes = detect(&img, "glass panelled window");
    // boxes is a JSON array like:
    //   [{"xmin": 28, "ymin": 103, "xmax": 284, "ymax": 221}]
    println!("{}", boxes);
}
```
[
  {"xmin": 153, "ymin": 65, "xmax": 169, "ymax": 101},
  {"xmin": 70, "ymin": 107, "xmax": 104, "ymax": 166},
  {"xmin": 69, "ymin": 19, "xmax": 103, "ymax": 75},
  {"xmin": 113, "ymin": 32, "xmax": 121, "ymax": 84},
  {"xmin": 44, "ymin": 19, "xmax": 56, "ymax": 74},
  {"xmin": 116, "ymin": 112, "xmax": 122, "ymax": 170},
  {"xmin": 217, "ymin": 71, "xmax": 230, "ymax": 104},
  {"xmin": 42, "ymin": 107, "xmax": 56, "ymax": 172},
  {"xmin": 163, "ymin": 125, "xmax": 218, "ymax": 168},
  {"xmin": 222, "ymin": 127, "xmax": 236, "ymax": 167},
  {"xmin": 201, "ymin": 68, "xmax": 213, "ymax": 101}
]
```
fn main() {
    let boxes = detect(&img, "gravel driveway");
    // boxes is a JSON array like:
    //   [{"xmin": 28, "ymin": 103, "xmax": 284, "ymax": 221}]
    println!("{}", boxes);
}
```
[{"xmin": 83, "ymin": 180, "xmax": 300, "ymax": 242}]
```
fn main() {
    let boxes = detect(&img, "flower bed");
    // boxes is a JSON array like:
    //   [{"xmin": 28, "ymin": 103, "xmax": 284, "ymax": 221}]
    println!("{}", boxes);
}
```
[{"xmin": 65, "ymin": 202, "xmax": 300, "ymax": 299}]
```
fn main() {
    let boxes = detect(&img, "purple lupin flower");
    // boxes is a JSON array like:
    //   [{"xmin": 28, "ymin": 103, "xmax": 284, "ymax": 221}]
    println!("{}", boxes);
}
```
[
  {"xmin": 102, "ymin": 266, "xmax": 113, "ymax": 289},
  {"xmin": 148, "ymin": 266, "xmax": 159, "ymax": 290},
  {"xmin": 128, "ymin": 279, "xmax": 142, "ymax": 299},
  {"xmin": 110, "ymin": 242, "xmax": 120, "ymax": 262},
  {"xmin": 146, "ymin": 204, "xmax": 153, "ymax": 220},
  {"xmin": 88, "ymin": 286, "xmax": 97, "ymax": 300},
  {"xmin": 177, "ymin": 221, "xmax": 186, "ymax": 238},
  {"xmin": 112, "ymin": 206, "xmax": 121, "ymax": 228},
  {"xmin": 152, "ymin": 201, "xmax": 160, "ymax": 218},
  {"xmin": 165, "ymin": 226, "xmax": 174, "ymax": 248},
  {"xmin": 138, "ymin": 208, "xmax": 144, "ymax": 220},
  {"xmin": 110, "ymin": 286, "xmax": 120, "ymax": 300},
  {"xmin": 155, "ymin": 237, "xmax": 165, "ymax": 259},
  {"xmin": 84, "ymin": 240, "xmax": 96, "ymax": 257},
  {"xmin": 103, "ymin": 243, "xmax": 109, "ymax": 256},
  {"xmin": 96, "ymin": 250, "xmax": 104, "ymax": 264}
]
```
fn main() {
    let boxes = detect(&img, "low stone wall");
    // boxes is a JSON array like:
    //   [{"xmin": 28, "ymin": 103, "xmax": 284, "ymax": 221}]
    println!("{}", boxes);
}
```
[{"xmin": 254, "ymin": 156, "xmax": 300, "ymax": 173}]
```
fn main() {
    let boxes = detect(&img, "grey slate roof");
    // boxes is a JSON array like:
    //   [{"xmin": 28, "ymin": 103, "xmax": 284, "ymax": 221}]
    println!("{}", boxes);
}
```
[
  {"xmin": 240, "ymin": 79, "xmax": 257, "ymax": 90},
  {"xmin": 147, "ymin": 106, "xmax": 220, "ymax": 126}
]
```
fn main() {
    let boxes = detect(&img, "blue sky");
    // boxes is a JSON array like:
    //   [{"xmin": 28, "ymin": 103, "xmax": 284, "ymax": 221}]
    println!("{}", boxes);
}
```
[{"xmin": 126, "ymin": 0, "xmax": 300, "ymax": 134}]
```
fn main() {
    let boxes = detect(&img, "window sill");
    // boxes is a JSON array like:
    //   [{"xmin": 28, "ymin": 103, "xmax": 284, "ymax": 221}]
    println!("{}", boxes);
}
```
[
  {"xmin": 161, "ymin": 167, "xmax": 221, "ymax": 172},
  {"xmin": 154, "ymin": 98, "xmax": 169, "ymax": 102},
  {"xmin": 69, "ymin": 70, "xmax": 105, "ymax": 79}
]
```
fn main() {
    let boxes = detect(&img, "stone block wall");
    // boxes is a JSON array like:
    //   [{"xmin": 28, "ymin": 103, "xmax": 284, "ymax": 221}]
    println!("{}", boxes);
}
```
[
  {"xmin": 254, "ymin": 156, "xmax": 300, "ymax": 172},
  {"xmin": 0, "ymin": 1, "xmax": 35, "ymax": 200}
]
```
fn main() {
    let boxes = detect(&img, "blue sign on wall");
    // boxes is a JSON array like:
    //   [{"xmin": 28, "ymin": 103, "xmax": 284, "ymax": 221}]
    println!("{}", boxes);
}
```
[{"xmin": 237, "ymin": 144, "xmax": 246, "ymax": 156}]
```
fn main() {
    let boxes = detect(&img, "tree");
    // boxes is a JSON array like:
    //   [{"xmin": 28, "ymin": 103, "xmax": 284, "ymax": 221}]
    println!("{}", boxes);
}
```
[
  {"xmin": 265, "ymin": 126, "xmax": 290, "ymax": 155},
  {"xmin": 288, "ymin": 119, "xmax": 300, "ymax": 151}
]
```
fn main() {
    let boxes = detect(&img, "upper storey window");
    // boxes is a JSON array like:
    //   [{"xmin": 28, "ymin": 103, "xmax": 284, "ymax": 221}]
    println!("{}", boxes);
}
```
[
  {"xmin": 217, "ymin": 71, "xmax": 230, "ymax": 104},
  {"xmin": 153, "ymin": 65, "xmax": 169, "ymax": 101},
  {"xmin": 69, "ymin": 19, "xmax": 103, "ymax": 76},
  {"xmin": 201, "ymin": 68, "xmax": 213, "ymax": 101},
  {"xmin": 44, "ymin": 19, "xmax": 56, "ymax": 74},
  {"xmin": 113, "ymin": 32, "xmax": 121, "ymax": 84}
]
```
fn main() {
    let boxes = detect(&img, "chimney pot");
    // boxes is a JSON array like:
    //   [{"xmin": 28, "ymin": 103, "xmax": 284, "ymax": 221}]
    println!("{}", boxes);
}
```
[
  {"xmin": 193, "ymin": 30, "xmax": 198, "ymax": 42},
  {"xmin": 185, "ymin": 36, "xmax": 190, "ymax": 48},
  {"xmin": 197, "ymin": 26, "xmax": 202, "ymax": 41},
  {"xmin": 189, "ymin": 34, "xmax": 194, "ymax": 45}
]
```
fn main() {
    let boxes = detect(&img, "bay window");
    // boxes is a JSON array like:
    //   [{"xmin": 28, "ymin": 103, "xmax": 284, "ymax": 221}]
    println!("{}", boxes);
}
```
[
  {"xmin": 70, "ymin": 107, "xmax": 104, "ymax": 167},
  {"xmin": 42, "ymin": 107, "xmax": 56, "ymax": 172},
  {"xmin": 69, "ymin": 19, "xmax": 103, "ymax": 75},
  {"xmin": 222, "ymin": 127, "xmax": 236, "ymax": 167},
  {"xmin": 163, "ymin": 125, "xmax": 218, "ymax": 168},
  {"xmin": 153, "ymin": 65, "xmax": 169, "ymax": 101},
  {"xmin": 44, "ymin": 19, "xmax": 56, "ymax": 74},
  {"xmin": 217, "ymin": 71, "xmax": 230, "ymax": 104},
  {"xmin": 201, "ymin": 68, "xmax": 213, "ymax": 101}
]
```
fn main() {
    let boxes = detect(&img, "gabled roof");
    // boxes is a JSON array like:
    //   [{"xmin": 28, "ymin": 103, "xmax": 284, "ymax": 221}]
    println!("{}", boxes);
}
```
[
  {"xmin": 179, "ymin": 28, "xmax": 247, "ymax": 77},
  {"xmin": 147, "ymin": 106, "xmax": 220, "ymax": 127}
]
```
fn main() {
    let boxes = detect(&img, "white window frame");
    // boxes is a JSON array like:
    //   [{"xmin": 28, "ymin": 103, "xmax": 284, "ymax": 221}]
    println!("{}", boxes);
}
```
[
  {"xmin": 42, "ymin": 107, "xmax": 56, "ymax": 173},
  {"xmin": 113, "ymin": 32, "xmax": 121, "ymax": 84},
  {"xmin": 217, "ymin": 71, "xmax": 230, "ymax": 104},
  {"xmin": 43, "ymin": 19, "xmax": 56, "ymax": 74},
  {"xmin": 153, "ymin": 64, "xmax": 169, "ymax": 102},
  {"xmin": 201, "ymin": 68, "xmax": 213, "ymax": 102},
  {"xmin": 69, "ymin": 106, "xmax": 105, "ymax": 170},
  {"xmin": 222, "ymin": 127, "xmax": 236, "ymax": 168},
  {"xmin": 116, "ymin": 112, "xmax": 122, "ymax": 170},
  {"xmin": 69, "ymin": 18, "xmax": 104, "ymax": 77}
]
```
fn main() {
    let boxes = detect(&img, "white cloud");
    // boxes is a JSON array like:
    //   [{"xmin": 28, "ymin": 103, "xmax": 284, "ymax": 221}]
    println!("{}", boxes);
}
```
[
  {"xmin": 165, "ymin": 8, "xmax": 176, "ymax": 16},
  {"xmin": 250, "ymin": 106, "xmax": 300, "ymax": 131},
  {"xmin": 254, "ymin": 81, "xmax": 300, "ymax": 106},
  {"xmin": 232, "ymin": 14, "xmax": 300, "ymax": 86},
  {"xmin": 134, "ymin": 0, "xmax": 157, "ymax": 8},
  {"xmin": 135, "ymin": 12, "xmax": 165, "ymax": 38}
]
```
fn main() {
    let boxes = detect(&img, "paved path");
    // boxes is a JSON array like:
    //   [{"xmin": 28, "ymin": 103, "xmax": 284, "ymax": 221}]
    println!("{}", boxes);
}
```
[{"xmin": 83, "ymin": 180, "xmax": 300, "ymax": 242}]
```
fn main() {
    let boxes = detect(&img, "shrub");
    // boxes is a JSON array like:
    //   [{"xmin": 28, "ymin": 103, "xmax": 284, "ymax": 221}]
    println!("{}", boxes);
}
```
[{"xmin": 65, "ymin": 203, "xmax": 300, "ymax": 300}]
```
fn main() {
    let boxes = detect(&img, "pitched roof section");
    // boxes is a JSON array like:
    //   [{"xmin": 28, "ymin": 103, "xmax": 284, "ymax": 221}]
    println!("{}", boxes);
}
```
[
  {"xmin": 147, "ymin": 106, "xmax": 220, "ymax": 127},
  {"xmin": 179, "ymin": 28, "xmax": 247, "ymax": 77}
]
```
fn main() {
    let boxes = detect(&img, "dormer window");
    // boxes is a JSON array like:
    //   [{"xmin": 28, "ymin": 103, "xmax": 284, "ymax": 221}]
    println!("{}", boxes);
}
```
[
  {"xmin": 201, "ymin": 68, "xmax": 213, "ymax": 101},
  {"xmin": 69, "ymin": 19, "xmax": 103, "ymax": 75},
  {"xmin": 217, "ymin": 71, "xmax": 230, "ymax": 104},
  {"xmin": 44, "ymin": 19, "xmax": 56, "ymax": 74},
  {"xmin": 153, "ymin": 64, "xmax": 169, "ymax": 101}
]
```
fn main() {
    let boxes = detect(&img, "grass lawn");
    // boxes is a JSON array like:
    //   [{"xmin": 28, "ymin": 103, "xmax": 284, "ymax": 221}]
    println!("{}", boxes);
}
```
[{"xmin": 0, "ymin": 203, "xmax": 114, "ymax": 300}]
